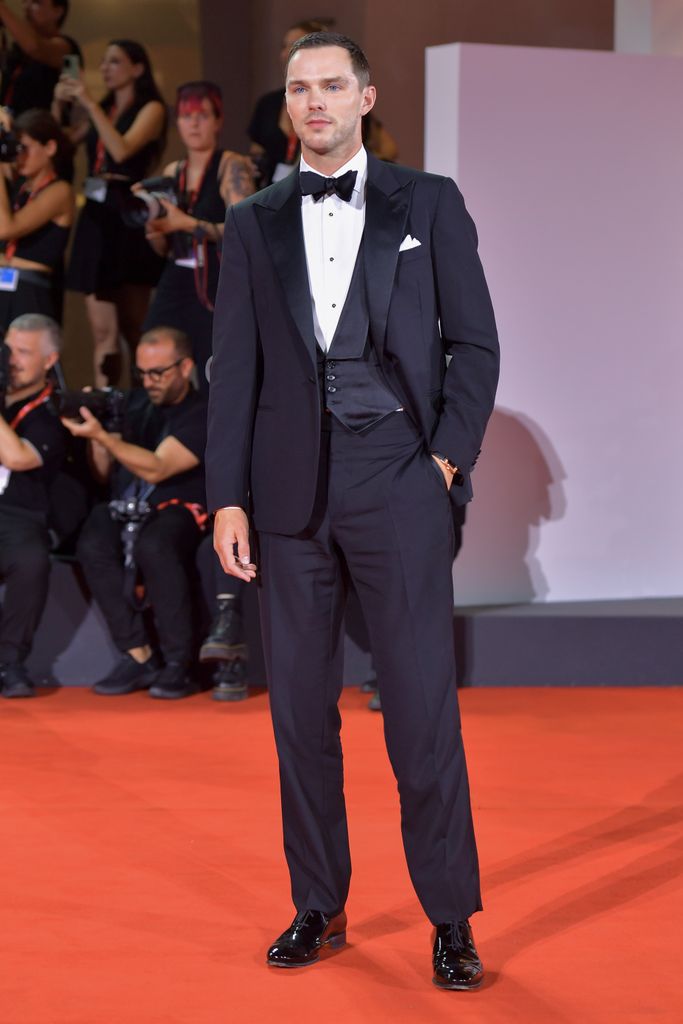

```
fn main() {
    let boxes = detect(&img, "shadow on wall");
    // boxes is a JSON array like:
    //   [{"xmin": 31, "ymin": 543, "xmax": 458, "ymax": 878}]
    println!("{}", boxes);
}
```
[{"xmin": 453, "ymin": 407, "xmax": 567, "ymax": 606}]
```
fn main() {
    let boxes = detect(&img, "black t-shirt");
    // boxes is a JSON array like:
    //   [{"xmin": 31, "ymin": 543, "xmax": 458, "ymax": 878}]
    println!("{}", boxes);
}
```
[
  {"xmin": 113, "ymin": 388, "xmax": 207, "ymax": 507},
  {"xmin": 0, "ymin": 388, "xmax": 66, "ymax": 519}
]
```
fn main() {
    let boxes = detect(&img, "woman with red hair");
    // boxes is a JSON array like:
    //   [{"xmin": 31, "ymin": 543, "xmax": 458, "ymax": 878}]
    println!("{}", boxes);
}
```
[{"xmin": 137, "ymin": 80, "xmax": 255, "ymax": 392}]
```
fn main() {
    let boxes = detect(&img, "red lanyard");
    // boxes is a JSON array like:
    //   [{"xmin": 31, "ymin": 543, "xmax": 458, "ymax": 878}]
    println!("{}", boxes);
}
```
[
  {"xmin": 285, "ymin": 132, "xmax": 298, "ymax": 164},
  {"xmin": 8, "ymin": 382, "xmax": 53, "ymax": 430},
  {"xmin": 177, "ymin": 151, "xmax": 214, "ymax": 215},
  {"xmin": 93, "ymin": 102, "xmax": 130, "ymax": 175},
  {"xmin": 178, "ymin": 152, "xmax": 217, "ymax": 312},
  {"xmin": 4, "ymin": 172, "xmax": 57, "ymax": 263}
]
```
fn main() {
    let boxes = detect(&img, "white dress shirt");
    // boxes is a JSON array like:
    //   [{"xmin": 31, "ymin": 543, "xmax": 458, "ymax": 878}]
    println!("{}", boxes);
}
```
[{"xmin": 300, "ymin": 146, "xmax": 367, "ymax": 352}]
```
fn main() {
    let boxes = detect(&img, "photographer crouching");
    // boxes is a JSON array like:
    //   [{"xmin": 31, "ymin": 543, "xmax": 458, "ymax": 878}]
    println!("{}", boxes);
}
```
[
  {"xmin": 62, "ymin": 326, "xmax": 207, "ymax": 699},
  {"xmin": 0, "ymin": 313, "xmax": 65, "ymax": 698}
]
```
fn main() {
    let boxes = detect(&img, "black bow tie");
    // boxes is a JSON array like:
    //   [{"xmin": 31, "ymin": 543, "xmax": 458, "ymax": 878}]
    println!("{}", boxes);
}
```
[{"xmin": 299, "ymin": 169, "xmax": 357, "ymax": 202}]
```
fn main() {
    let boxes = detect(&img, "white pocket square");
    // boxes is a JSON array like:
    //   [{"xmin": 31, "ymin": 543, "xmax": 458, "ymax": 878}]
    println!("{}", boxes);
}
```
[{"xmin": 399, "ymin": 234, "xmax": 421, "ymax": 252}]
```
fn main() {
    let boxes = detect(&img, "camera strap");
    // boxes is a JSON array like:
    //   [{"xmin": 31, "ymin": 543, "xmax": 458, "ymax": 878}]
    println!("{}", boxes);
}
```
[
  {"xmin": 8, "ymin": 381, "xmax": 53, "ymax": 430},
  {"xmin": 4, "ymin": 173, "xmax": 58, "ymax": 263},
  {"xmin": 155, "ymin": 499, "xmax": 208, "ymax": 531},
  {"xmin": 177, "ymin": 154, "xmax": 217, "ymax": 312}
]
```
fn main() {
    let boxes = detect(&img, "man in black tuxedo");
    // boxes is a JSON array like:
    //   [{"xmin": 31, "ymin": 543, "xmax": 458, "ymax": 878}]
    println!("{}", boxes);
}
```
[{"xmin": 207, "ymin": 32, "xmax": 499, "ymax": 989}]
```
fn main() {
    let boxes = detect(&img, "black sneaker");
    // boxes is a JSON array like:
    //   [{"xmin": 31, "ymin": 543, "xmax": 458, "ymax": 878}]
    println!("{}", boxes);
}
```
[
  {"xmin": 149, "ymin": 662, "xmax": 197, "ymax": 700},
  {"xmin": 199, "ymin": 596, "xmax": 246, "ymax": 662},
  {"xmin": 0, "ymin": 662, "xmax": 35, "ymax": 699},
  {"xmin": 211, "ymin": 658, "xmax": 249, "ymax": 702},
  {"xmin": 92, "ymin": 652, "xmax": 161, "ymax": 696}
]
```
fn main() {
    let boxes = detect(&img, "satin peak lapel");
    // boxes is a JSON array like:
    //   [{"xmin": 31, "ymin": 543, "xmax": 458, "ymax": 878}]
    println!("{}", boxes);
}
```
[
  {"xmin": 254, "ymin": 175, "xmax": 317, "ymax": 367},
  {"xmin": 364, "ymin": 161, "xmax": 412, "ymax": 352}
]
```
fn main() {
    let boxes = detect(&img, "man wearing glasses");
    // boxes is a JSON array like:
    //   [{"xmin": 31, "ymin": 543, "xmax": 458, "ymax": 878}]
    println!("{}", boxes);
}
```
[{"xmin": 63, "ymin": 326, "xmax": 208, "ymax": 699}]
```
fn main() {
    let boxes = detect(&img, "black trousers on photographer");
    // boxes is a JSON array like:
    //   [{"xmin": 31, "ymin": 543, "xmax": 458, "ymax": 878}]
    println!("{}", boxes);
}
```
[
  {"xmin": 0, "ymin": 505, "xmax": 50, "ymax": 665},
  {"xmin": 77, "ymin": 503, "xmax": 202, "ymax": 665}
]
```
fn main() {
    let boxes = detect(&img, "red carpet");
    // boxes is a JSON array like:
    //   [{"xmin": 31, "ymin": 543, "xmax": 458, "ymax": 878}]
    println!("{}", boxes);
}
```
[{"xmin": 1, "ymin": 686, "xmax": 681, "ymax": 1023}]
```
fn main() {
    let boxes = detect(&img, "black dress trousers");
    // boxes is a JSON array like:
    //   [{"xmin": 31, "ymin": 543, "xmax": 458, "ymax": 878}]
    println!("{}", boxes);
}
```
[{"xmin": 258, "ymin": 411, "xmax": 482, "ymax": 925}]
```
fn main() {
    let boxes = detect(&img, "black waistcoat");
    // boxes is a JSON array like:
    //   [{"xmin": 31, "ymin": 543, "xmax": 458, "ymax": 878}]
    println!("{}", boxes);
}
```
[{"xmin": 317, "ymin": 239, "xmax": 401, "ymax": 432}]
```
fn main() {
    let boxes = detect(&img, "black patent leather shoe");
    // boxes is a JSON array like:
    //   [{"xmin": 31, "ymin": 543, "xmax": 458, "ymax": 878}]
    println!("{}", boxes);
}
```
[
  {"xmin": 267, "ymin": 909, "xmax": 347, "ymax": 968},
  {"xmin": 432, "ymin": 920, "xmax": 483, "ymax": 990}
]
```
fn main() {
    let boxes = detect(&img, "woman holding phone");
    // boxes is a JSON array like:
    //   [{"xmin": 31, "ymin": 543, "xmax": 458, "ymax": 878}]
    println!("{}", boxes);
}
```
[
  {"xmin": 53, "ymin": 39, "xmax": 166, "ymax": 386},
  {"xmin": 0, "ymin": 107, "xmax": 74, "ymax": 333},
  {"xmin": 0, "ymin": 0, "xmax": 81, "ymax": 115}
]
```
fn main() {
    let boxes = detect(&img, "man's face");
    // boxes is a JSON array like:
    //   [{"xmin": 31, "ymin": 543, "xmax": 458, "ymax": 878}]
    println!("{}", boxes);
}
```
[
  {"xmin": 5, "ymin": 328, "xmax": 56, "ymax": 395},
  {"xmin": 285, "ymin": 46, "xmax": 375, "ymax": 162},
  {"xmin": 135, "ymin": 340, "xmax": 192, "ymax": 406}
]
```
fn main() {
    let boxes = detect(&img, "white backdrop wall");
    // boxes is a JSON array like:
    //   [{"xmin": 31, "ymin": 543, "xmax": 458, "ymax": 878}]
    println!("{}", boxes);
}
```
[{"xmin": 425, "ymin": 44, "xmax": 683, "ymax": 604}]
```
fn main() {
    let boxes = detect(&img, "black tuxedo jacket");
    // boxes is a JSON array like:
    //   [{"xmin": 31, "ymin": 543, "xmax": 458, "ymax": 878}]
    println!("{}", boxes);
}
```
[{"xmin": 206, "ymin": 153, "xmax": 499, "ymax": 535}]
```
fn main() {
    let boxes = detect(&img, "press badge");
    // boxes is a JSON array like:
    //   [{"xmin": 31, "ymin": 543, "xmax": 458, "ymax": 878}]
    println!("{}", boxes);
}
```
[
  {"xmin": 175, "ymin": 249, "xmax": 204, "ymax": 270},
  {"xmin": 84, "ymin": 176, "xmax": 108, "ymax": 203},
  {"xmin": 0, "ymin": 267, "xmax": 19, "ymax": 291}
]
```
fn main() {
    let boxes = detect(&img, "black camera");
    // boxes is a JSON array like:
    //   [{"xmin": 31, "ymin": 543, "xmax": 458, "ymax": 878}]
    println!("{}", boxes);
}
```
[
  {"xmin": 109, "ymin": 497, "xmax": 155, "ymax": 606},
  {"xmin": 0, "ymin": 339, "xmax": 10, "ymax": 406},
  {"xmin": 0, "ymin": 127, "xmax": 23, "ymax": 163},
  {"xmin": 54, "ymin": 386, "xmax": 125, "ymax": 433},
  {"xmin": 108, "ymin": 497, "xmax": 154, "ymax": 525},
  {"xmin": 120, "ymin": 175, "xmax": 178, "ymax": 228}
]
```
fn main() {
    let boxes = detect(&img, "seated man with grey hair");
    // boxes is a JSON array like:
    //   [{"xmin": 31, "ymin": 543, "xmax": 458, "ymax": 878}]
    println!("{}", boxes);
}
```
[{"xmin": 0, "ymin": 314, "xmax": 66, "ymax": 698}]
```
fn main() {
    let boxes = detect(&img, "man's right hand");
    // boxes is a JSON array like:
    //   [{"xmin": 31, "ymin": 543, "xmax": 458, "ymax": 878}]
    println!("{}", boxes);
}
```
[{"xmin": 214, "ymin": 507, "xmax": 257, "ymax": 582}]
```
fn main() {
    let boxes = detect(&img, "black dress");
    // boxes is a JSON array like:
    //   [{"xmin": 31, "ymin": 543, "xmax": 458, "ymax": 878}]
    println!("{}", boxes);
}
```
[
  {"xmin": 142, "ymin": 149, "xmax": 226, "ymax": 393},
  {"xmin": 0, "ymin": 180, "xmax": 71, "ymax": 332},
  {"xmin": 67, "ymin": 102, "xmax": 164, "ymax": 296}
]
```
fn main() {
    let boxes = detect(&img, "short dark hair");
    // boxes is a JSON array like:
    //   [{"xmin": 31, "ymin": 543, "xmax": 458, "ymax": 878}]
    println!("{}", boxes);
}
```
[
  {"xmin": 286, "ymin": 32, "xmax": 371, "ymax": 88},
  {"xmin": 139, "ymin": 326, "xmax": 193, "ymax": 362},
  {"xmin": 14, "ymin": 108, "xmax": 75, "ymax": 183},
  {"xmin": 289, "ymin": 19, "xmax": 331, "ymax": 35}
]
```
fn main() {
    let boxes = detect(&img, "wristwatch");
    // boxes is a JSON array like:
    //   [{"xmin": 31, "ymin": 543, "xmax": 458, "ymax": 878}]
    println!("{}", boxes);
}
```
[{"xmin": 430, "ymin": 451, "xmax": 458, "ymax": 474}]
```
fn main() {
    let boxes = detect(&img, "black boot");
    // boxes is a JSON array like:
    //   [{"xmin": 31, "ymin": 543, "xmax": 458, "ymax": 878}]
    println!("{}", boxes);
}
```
[
  {"xmin": 199, "ymin": 596, "xmax": 246, "ymax": 662},
  {"xmin": 211, "ymin": 657, "xmax": 249, "ymax": 702}
]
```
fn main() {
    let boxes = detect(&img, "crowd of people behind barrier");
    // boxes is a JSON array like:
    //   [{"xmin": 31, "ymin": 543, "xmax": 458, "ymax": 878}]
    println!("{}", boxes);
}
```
[{"xmin": 0, "ymin": 5, "xmax": 405, "ymax": 702}]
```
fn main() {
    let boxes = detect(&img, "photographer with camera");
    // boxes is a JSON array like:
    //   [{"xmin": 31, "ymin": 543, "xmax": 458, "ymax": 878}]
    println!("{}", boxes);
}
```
[
  {"xmin": 53, "ymin": 40, "xmax": 166, "ymax": 387},
  {"xmin": 0, "ymin": 313, "xmax": 65, "ymax": 698},
  {"xmin": 0, "ymin": 1, "xmax": 81, "ymax": 116},
  {"xmin": 0, "ymin": 106, "xmax": 74, "ymax": 332},
  {"xmin": 62, "ymin": 326, "xmax": 208, "ymax": 700},
  {"xmin": 133, "ymin": 81, "xmax": 254, "ymax": 393}
]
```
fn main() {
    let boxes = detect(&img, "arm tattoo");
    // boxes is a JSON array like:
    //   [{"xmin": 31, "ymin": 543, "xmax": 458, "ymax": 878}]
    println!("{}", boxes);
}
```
[{"xmin": 222, "ymin": 153, "xmax": 256, "ymax": 206}]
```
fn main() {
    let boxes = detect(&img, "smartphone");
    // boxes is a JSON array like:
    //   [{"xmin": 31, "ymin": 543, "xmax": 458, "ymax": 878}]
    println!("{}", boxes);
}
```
[{"xmin": 62, "ymin": 54, "xmax": 80, "ymax": 79}]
